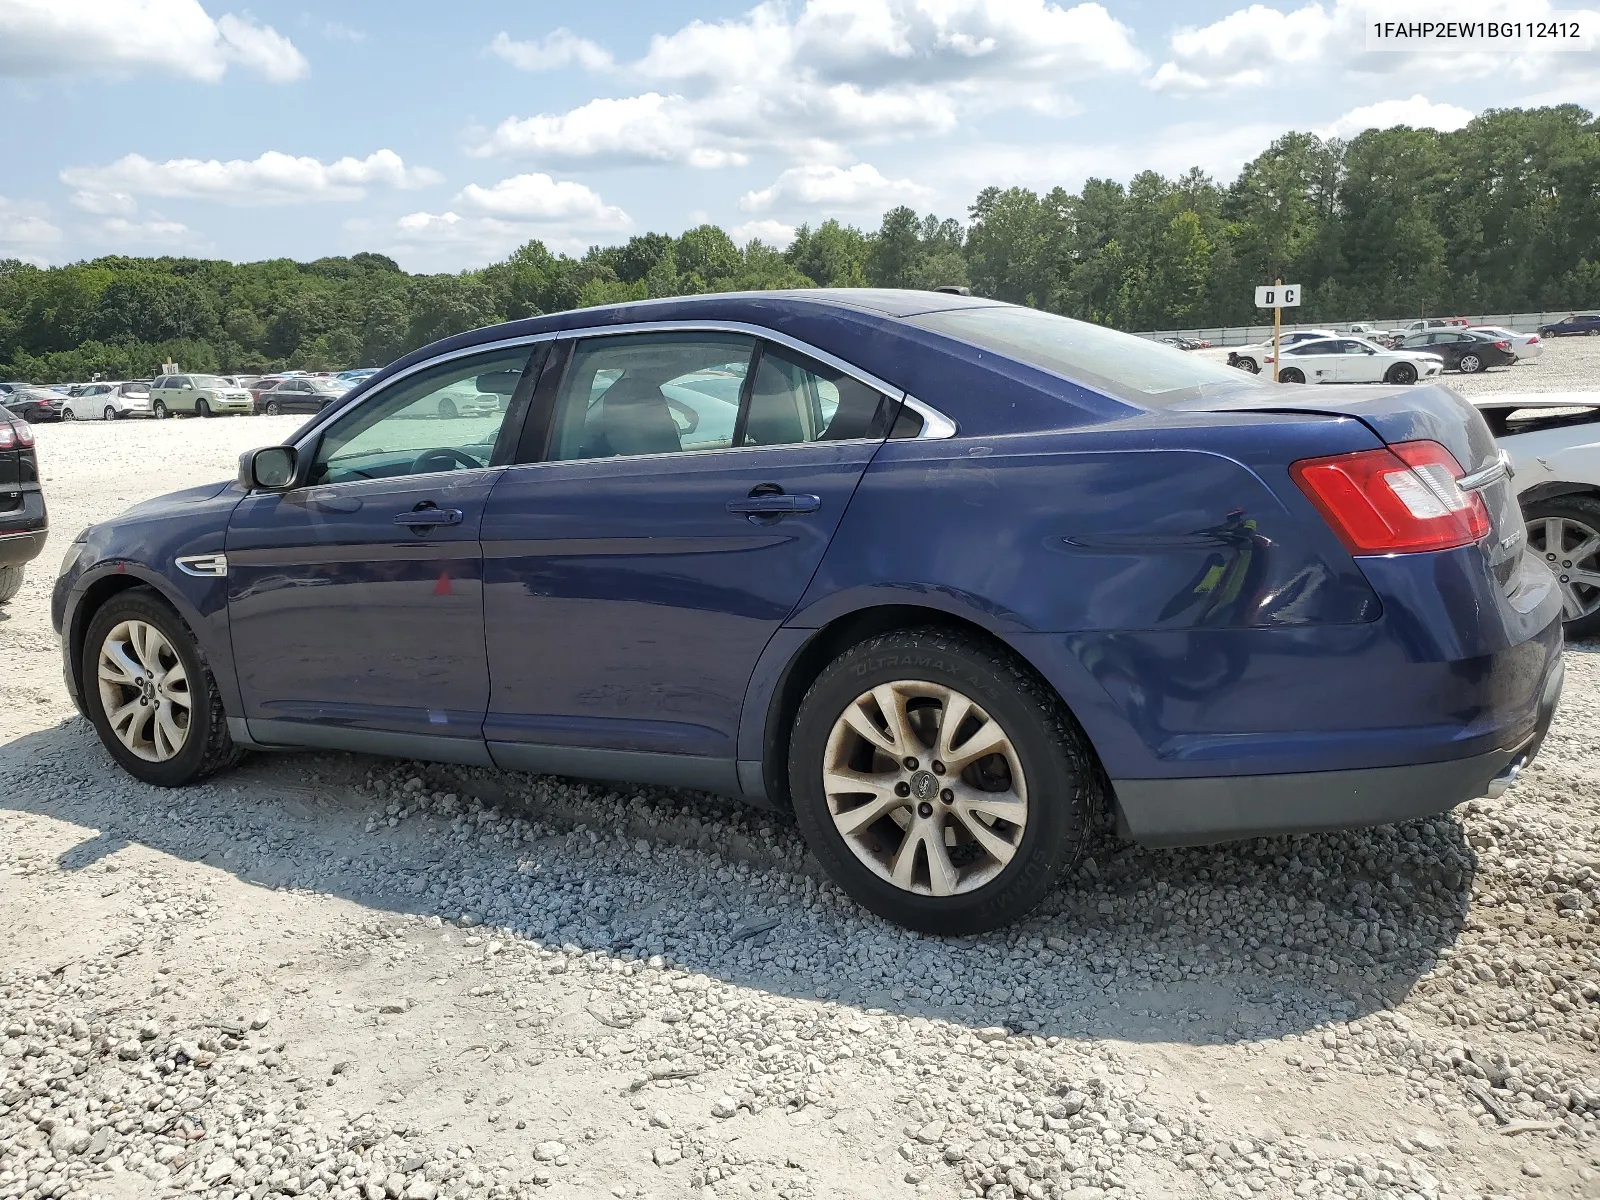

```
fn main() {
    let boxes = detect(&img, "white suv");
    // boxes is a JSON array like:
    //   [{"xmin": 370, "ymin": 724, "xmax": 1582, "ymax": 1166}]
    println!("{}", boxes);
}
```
[
  {"xmin": 60, "ymin": 381, "xmax": 154, "ymax": 420},
  {"xmin": 149, "ymin": 373, "xmax": 253, "ymax": 418}
]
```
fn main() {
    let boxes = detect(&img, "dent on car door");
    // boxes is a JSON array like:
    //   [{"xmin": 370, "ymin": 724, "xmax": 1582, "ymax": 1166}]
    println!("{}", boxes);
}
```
[
  {"xmin": 224, "ymin": 344, "xmax": 540, "ymax": 752},
  {"xmin": 479, "ymin": 330, "xmax": 901, "ymax": 791}
]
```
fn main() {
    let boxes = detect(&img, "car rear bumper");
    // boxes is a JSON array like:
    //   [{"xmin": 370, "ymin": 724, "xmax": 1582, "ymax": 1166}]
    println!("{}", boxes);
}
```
[
  {"xmin": 1112, "ymin": 655, "xmax": 1562, "ymax": 846},
  {"xmin": 0, "ymin": 492, "xmax": 48, "ymax": 566}
]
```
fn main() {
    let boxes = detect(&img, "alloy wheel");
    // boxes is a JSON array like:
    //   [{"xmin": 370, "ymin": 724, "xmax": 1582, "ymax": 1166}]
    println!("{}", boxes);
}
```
[
  {"xmin": 153, "ymin": 401, "xmax": 167, "ymax": 419},
  {"xmin": 1529, "ymin": 516, "xmax": 1600, "ymax": 622},
  {"xmin": 1460, "ymin": 354, "xmax": 1482, "ymax": 373},
  {"xmin": 96, "ymin": 619, "xmax": 192, "ymax": 762},
  {"xmin": 104, "ymin": 406, "xmax": 117, "ymax": 421},
  {"xmin": 266, "ymin": 400, "xmax": 281, "ymax": 415},
  {"xmin": 822, "ymin": 680, "xmax": 1028, "ymax": 897},
  {"xmin": 62, "ymin": 408, "xmax": 76, "ymax": 421}
]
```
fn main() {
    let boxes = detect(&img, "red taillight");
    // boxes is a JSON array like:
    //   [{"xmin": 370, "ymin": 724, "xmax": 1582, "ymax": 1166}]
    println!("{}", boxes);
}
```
[
  {"xmin": 11, "ymin": 420, "xmax": 32, "ymax": 447},
  {"xmin": 1529, "ymin": 335, "xmax": 1540, "ymax": 344},
  {"xmin": 0, "ymin": 424, "xmax": 12, "ymax": 450},
  {"xmin": 1494, "ymin": 340, "xmax": 1511, "ymax": 351},
  {"xmin": 1290, "ymin": 439, "xmax": 1491, "ymax": 555}
]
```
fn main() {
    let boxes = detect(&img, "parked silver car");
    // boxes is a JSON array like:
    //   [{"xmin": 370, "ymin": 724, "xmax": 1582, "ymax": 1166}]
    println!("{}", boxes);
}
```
[
  {"xmin": 149, "ymin": 374, "xmax": 253, "ymax": 418},
  {"xmin": 60, "ymin": 381, "xmax": 153, "ymax": 421}
]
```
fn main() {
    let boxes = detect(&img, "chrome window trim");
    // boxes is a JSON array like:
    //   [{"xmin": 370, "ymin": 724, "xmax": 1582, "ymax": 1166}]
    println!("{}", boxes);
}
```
[{"xmin": 287, "ymin": 318, "xmax": 961, "ymax": 461}]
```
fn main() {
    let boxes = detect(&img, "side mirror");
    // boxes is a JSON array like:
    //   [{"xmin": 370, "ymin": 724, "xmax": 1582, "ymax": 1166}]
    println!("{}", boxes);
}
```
[{"xmin": 240, "ymin": 446, "xmax": 297, "ymax": 491}]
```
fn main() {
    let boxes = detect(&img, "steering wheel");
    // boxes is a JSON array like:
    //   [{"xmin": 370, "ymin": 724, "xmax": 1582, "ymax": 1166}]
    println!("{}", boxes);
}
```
[
  {"xmin": 665, "ymin": 395, "xmax": 699, "ymax": 434},
  {"xmin": 411, "ymin": 447, "xmax": 482, "ymax": 474}
]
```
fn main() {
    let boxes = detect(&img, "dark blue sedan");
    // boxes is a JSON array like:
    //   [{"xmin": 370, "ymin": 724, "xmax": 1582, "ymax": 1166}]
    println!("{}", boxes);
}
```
[{"xmin": 52, "ymin": 290, "xmax": 1564, "ymax": 933}]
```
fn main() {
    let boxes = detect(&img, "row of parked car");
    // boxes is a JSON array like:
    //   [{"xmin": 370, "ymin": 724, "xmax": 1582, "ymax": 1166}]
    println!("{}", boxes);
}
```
[
  {"xmin": 1225, "ymin": 322, "xmax": 1536, "ymax": 383},
  {"xmin": 0, "ymin": 367, "xmax": 380, "ymax": 422}
]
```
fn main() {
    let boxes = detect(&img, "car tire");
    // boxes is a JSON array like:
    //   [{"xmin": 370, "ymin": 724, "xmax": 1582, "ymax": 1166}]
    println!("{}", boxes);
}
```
[
  {"xmin": 1234, "ymin": 357, "xmax": 1259, "ymax": 374},
  {"xmin": 1525, "ymin": 496, "xmax": 1600, "ymax": 639},
  {"xmin": 62, "ymin": 407, "xmax": 76, "ymax": 421},
  {"xmin": 438, "ymin": 397, "xmax": 458, "ymax": 419},
  {"xmin": 1278, "ymin": 367, "xmax": 1306, "ymax": 383},
  {"xmin": 787, "ymin": 627, "xmax": 1095, "ymax": 934},
  {"xmin": 265, "ymin": 400, "xmax": 282, "ymax": 415},
  {"xmin": 1384, "ymin": 362, "xmax": 1418, "ymax": 385},
  {"xmin": 153, "ymin": 401, "xmax": 167, "ymax": 419},
  {"xmin": 196, "ymin": 398, "xmax": 212, "ymax": 418},
  {"xmin": 81, "ymin": 587, "xmax": 244, "ymax": 787},
  {"xmin": 104, "ymin": 406, "xmax": 118, "ymax": 421},
  {"xmin": 0, "ymin": 564, "xmax": 22, "ymax": 605},
  {"xmin": 1458, "ymin": 354, "xmax": 1483, "ymax": 374}
]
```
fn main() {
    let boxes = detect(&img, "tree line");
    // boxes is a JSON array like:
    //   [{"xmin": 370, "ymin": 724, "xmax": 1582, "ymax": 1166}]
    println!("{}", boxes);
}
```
[{"xmin": 3, "ymin": 105, "xmax": 1598, "ymax": 382}]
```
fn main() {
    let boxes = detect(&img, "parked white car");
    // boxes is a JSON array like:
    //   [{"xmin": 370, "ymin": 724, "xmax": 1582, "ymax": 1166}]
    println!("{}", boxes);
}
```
[
  {"xmin": 1471, "ymin": 392, "xmax": 1600, "ymax": 636},
  {"xmin": 1267, "ymin": 336, "xmax": 1445, "ymax": 385},
  {"xmin": 1226, "ymin": 329, "xmax": 1341, "ymax": 374},
  {"xmin": 148, "ymin": 373, "xmax": 253, "ymax": 418},
  {"xmin": 59, "ymin": 380, "xmax": 153, "ymax": 421},
  {"xmin": 1471, "ymin": 325, "xmax": 1543, "ymax": 361}
]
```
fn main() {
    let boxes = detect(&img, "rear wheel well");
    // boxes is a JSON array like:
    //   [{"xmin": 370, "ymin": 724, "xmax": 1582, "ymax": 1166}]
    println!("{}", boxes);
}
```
[{"xmin": 760, "ymin": 605, "xmax": 1100, "ymax": 812}]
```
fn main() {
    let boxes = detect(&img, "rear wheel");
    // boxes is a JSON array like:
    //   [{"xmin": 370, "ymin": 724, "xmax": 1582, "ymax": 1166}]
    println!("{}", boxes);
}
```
[
  {"xmin": 1525, "ymin": 496, "xmax": 1600, "ymax": 638},
  {"xmin": 153, "ymin": 401, "xmax": 168, "ymax": 419},
  {"xmin": 0, "ymin": 564, "xmax": 22, "ymax": 605},
  {"xmin": 1458, "ymin": 354, "xmax": 1483, "ymax": 374},
  {"xmin": 1234, "ymin": 357, "xmax": 1259, "ymax": 374},
  {"xmin": 82, "ymin": 588, "xmax": 243, "ymax": 786},
  {"xmin": 195, "ymin": 398, "xmax": 212, "ymax": 417},
  {"xmin": 1384, "ymin": 362, "xmax": 1418, "ymax": 385},
  {"xmin": 265, "ymin": 399, "xmax": 282, "ymax": 415},
  {"xmin": 1278, "ymin": 367, "xmax": 1305, "ymax": 383},
  {"xmin": 788, "ymin": 628, "xmax": 1094, "ymax": 934}
]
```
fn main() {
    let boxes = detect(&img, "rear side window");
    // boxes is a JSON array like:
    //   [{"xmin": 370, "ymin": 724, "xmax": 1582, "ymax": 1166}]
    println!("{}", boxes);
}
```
[
  {"xmin": 908, "ymin": 305, "xmax": 1264, "ymax": 405},
  {"xmin": 740, "ymin": 342, "xmax": 892, "ymax": 446}
]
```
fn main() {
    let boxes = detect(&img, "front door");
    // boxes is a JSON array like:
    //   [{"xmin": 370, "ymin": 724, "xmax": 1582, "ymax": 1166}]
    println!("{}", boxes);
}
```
[
  {"xmin": 480, "ymin": 331, "xmax": 899, "ymax": 781},
  {"xmin": 226, "ymin": 344, "xmax": 536, "ymax": 754}
]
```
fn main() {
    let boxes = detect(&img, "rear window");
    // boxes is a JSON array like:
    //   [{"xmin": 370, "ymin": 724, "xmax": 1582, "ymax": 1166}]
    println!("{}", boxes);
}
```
[
  {"xmin": 121, "ymin": 385, "xmax": 149, "ymax": 396},
  {"xmin": 908, "ymin": 305, "xmax": 1265, "ymax": 405}
]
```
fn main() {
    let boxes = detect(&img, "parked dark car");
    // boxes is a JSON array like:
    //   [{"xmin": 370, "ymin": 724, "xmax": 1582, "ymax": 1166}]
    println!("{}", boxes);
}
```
[
  {"xmin": 1397, "ymin": 330, "xmax": 1517, "ymax": 373},
  {"xmin": 0, "ymin": 403, "xmax": 46, "ymax": 604},
  {"xmin": 255, "ymin": 377, "xmax": 346, "ymax": 415},
  {"xmin": 1538, "ymin": 314, "xmax": 1600, "ymax": 337},
  {"xmin": 52, "ymin": 289, "xmax": 1563, "ymax": 933},
  {"xmin": 7, "ymin": 386, "xmax": 63, "ymax": 423}
]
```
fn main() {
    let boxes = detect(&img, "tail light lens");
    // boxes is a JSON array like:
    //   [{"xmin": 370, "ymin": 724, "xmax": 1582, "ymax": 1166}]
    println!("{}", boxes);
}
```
[
  {"xmin": 0, "ymin": 424, "xmax": 12, "ymax": 449},
  {"xmin": 12, "ymin": 420, "xmax": 33, "ymax": 447},
  {"xmin": 1529, "ymin": 335, "xmax": 1540, "ymax": 343},
  {"xmin": 1290, "ymin": 439, "xmax": 1490, "ymax": 554}
]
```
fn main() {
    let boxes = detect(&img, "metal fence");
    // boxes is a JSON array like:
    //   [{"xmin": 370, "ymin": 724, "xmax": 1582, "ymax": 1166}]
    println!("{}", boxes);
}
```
[{"xmin": 1136, "ymin": 312, "xmax": 1581, "ymax": 347}]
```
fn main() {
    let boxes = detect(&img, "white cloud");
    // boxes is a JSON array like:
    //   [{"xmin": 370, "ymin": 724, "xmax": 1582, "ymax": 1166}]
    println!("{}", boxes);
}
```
[
  {"xmin": 1151, "ymin": 0, "xmax": 1600, "ymax": 93},
  {"xmin": 455, "ymin": 173, "xmax": 630, "ymax": 227},
  {"xmin": 475, "ymin": 1, "xmax": 1143, "ymax": 167},
  {"xmin": 489, "ymin": 28, "xmax": 612, "ymax": 71},
  {"xmin": 95, "ymin": 217, "xmax": 196, "ymax": 247},
  {"xmin": 69, "ymin": 189, "xmax": 137, "ymax": 216},
  {"xmin": 0, "ymin": 196, "xmax": 62, "ymax": 252},
  {"xmin": 740, "ymin": 163, "xmax": 933, "ymax": 214},
  {"xmin": 0, "ymin": 0, "xmax": 308, "ymax": 82},
  {"xmin": 320, "ymin": 20, "xmax": 365, "ymax": 44},
  {"xmin": 730, "ymin": 219, "xmax": 797, "ymax": 248},
  {"xmin": 1320, "ymin": 95, "xmax": 1475, "ymax": 139},
  {"xmin": 60, "ymin": 150, "xmax": 442, "ymax": 207}
]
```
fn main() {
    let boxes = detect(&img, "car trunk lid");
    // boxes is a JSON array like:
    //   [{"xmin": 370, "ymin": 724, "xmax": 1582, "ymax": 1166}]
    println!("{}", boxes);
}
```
[{"xmin": 1177, "ymin": 382, "xmax": 1523, "ymax": 584}]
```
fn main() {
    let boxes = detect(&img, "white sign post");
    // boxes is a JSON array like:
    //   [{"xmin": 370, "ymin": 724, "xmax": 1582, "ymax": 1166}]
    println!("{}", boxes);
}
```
[{"xmin": 1254, "ymin": 281, "xmax": 1302, "ymax": 381}]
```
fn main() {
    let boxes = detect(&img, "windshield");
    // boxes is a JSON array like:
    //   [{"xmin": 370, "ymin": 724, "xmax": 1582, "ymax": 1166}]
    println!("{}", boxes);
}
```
[
  {"xmin": 909, "ymin": 305, "xmax": 1266, "ymax": 404},
  {"xmin": 192, "ymin": 375, "xmax": 228, "ymax": 388}
]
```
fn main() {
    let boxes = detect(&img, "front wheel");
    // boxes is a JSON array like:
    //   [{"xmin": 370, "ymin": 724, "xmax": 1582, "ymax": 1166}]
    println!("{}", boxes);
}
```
[
  {"xmin": 788, "ymin": 628, "xmax": 1094, "ymax": 934},
  {"xmin": 1458, "ymin": 354, "xmax": 1484, "ymax": 374},
  {"xmin": 1384, "ymin": 362, "xmax": 1418, "ymax": 385},
  {"xmin": 1525, "ymin": 496, "xmax": 1600, "ymax": 638},
  {"xmin": 196, "ymin": 398, "xmax": 212, "ymax": 417},
  {"xmin": 1278, "ymin": 367, "xmax": 1306, "ymax": 384},
  {"xmin": 104, "ymin": 405, "xmax": 118, "ymax": 421},
  {"xmin": 62, "ymin": 408, "xmax": 76, "ymax": 421},
  {"xmin": 82, "ymin": 588, "xmax": 243, "ymax": 786},
  {"xmin": 153, "ymin": 401, "xmax": 168, "ymax": 419}
]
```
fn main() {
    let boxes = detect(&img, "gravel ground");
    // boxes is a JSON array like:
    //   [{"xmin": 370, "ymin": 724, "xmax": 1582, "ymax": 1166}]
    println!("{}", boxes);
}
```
[{"xmin": 2, "ymin": 354, "xmax": 1598, "ymax": 1200}]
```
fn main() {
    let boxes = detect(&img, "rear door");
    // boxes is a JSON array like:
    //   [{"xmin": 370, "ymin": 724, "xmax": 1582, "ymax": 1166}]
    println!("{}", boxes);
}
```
[{"xmin": 479, "ymin": 330, "xmax": 900, "ymax": 783}]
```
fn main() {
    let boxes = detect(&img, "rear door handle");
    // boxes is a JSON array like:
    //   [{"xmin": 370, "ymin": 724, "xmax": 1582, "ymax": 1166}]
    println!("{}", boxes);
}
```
[
  {"xmin": 726, "ymin": 493, "xmax": 821, "ymax": 516},
  {"xmin": 395, "ymin": 507, "xmax": 463, "ymax": 527}
]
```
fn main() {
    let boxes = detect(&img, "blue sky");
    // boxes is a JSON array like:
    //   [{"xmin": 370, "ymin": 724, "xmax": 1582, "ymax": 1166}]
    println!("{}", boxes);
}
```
[{"xmin": 2, "ymin": 0, "xmax": 1597, "ymax": 272}]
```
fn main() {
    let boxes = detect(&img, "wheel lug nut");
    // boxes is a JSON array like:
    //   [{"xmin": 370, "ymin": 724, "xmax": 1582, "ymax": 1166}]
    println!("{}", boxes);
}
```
[
  {"xmin": 903, "ymin": 756, "xmax": 918, "ymax": 770},
  {"xmin": 916, "ymin": 802, "xmax": 933, "ymax": 818},
  {"xmin": 1564, "ymin": 560, "xmax": 1573, "ymax": 568},
  {"xmin": 931, "ymin": 761, "xmax": 945, "ymax": 775},
  {"xmin": 941, "ymin": 789, "xmax": 954, "ymax": 803},
  {"xmin": 895, "ymin": 782, "xmax": 911, "ymax": 797},
  {"xmin": 1548, "ymin": 553, "xmax": 1558, "ymax": 560}
]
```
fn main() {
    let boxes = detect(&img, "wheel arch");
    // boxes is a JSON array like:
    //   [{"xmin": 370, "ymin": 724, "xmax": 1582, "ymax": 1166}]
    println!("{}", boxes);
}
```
[
  {"xmin": 745, "ymin": 601, "xmax": 1101, "ymax": 813},
  {"xmin": 1521, "ymin": 481, "xmax": 1600, "ymax": 507}
]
